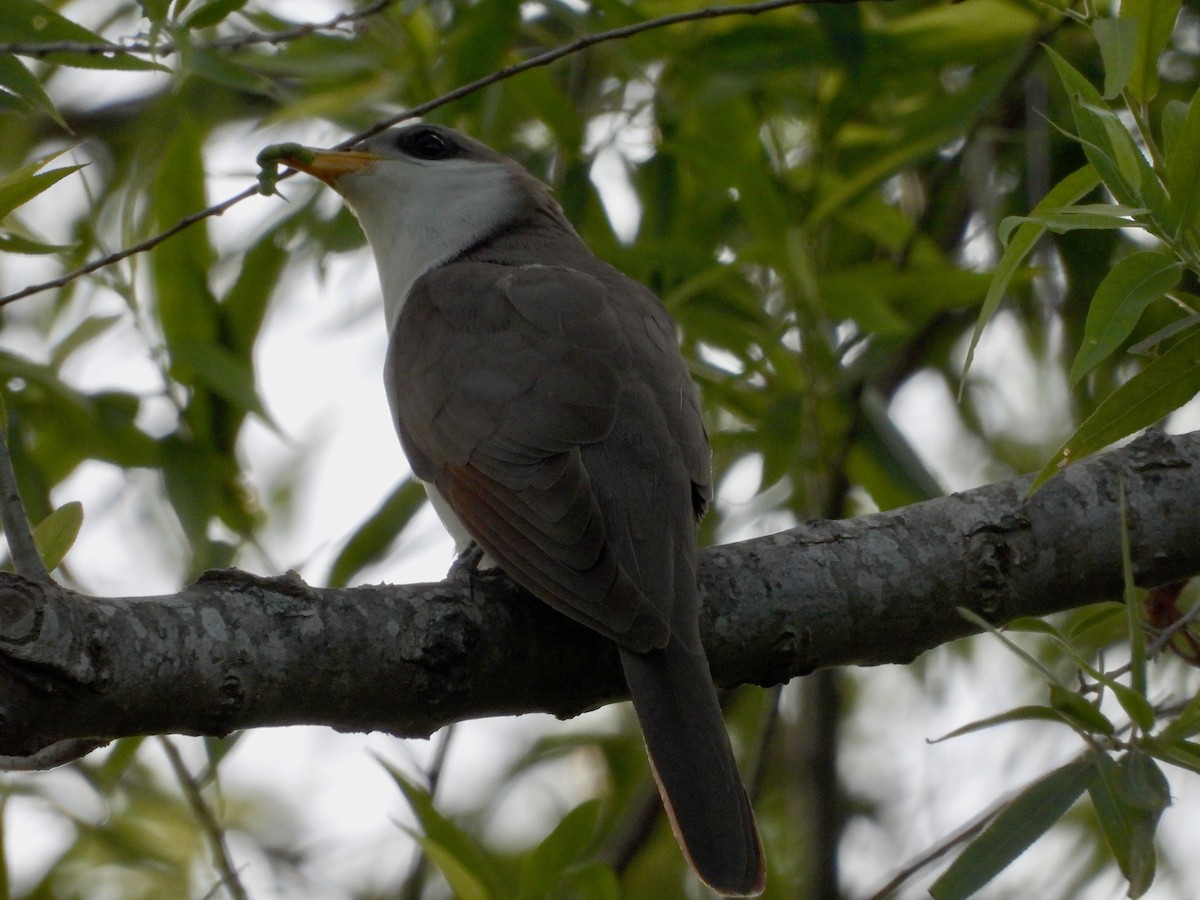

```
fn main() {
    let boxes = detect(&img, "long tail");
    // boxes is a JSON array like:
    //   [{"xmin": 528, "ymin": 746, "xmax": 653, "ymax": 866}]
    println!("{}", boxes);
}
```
[{"xmin": 619, "ymin": 637, "xmax": 765, "ymax": 897}]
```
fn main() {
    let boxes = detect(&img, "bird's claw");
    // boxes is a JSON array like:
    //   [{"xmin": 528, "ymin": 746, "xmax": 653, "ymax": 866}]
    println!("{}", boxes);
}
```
[{"xmin": 447, "ymin": 541, "xmax": 485, "ymax": 583}]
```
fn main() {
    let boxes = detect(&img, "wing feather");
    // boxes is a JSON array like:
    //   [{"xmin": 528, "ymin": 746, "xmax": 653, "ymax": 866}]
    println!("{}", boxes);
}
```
[{"xmin": 386, "ymin": 261, "xmax": 677, "ymax": 649}]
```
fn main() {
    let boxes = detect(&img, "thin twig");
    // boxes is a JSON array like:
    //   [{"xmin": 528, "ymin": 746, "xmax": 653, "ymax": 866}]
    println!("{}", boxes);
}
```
[
  {"xmin": 0, "ymin": 0, "xmax": 399, "ymax": 58},
  {"xmin": 866, "ymin": 798, "xmax": 1001, "ymax": 899},
  {"xmin": 399, "ymin": 725, "xmax": 456, "ymax": 900},
  {"xmin": 350, "ymin": 0, "xmax": 854, "ymax": 144},
  {"xmin": 0, "ymin": 409, "xmax": 49, "ymax": 581},
  {"xmin": 602, "ymin": 780, "xmax": 663, "ymax": 877},
  {"xmin": 160, "ymin": 737, "xmax": 251, "ymax": 900},
  {"xmin": 0, "ymin": 738, "xmax": 105, "ymax": 771},
  {"xmin": 0, "ymin": 0, "xmax": 837, "ymax": 309},
  {"xmin": 866, "ymin": 705, "xmax": 1173, "ymax": 900},
  {"xmin": 746, "ymin": 683, "xmax": 783, "ymax": 800},
  {"xmin": 1146, "ymin": 596, "xmax": 1200, "ymax": 658},
  {"xmin": 0, "ymin": 185, "xmax": 258, "ymax": 308}
]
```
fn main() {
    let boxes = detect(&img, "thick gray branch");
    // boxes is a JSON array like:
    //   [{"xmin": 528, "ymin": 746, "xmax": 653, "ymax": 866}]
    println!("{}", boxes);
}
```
[{"xmin": 1, "ymin": 429, "xmax": 1197, "ymax": 764}]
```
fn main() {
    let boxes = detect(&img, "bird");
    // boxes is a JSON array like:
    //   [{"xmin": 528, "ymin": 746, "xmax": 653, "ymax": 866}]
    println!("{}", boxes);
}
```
[{"xmin": 273, "ymin": 123, "xmax": 765, "ymax": 897}]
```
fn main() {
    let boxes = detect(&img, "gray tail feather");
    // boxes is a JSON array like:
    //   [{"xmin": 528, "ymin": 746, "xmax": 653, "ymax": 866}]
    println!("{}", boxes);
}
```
[{"xmin": 619, "ymin": 638, "xmax": 765, "ymax": 897}]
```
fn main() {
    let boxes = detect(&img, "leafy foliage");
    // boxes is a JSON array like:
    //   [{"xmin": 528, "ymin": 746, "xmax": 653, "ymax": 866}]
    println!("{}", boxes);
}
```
[{"xmin": 3, "ymin": 0, "xmax": 1200, "ymax": 898}]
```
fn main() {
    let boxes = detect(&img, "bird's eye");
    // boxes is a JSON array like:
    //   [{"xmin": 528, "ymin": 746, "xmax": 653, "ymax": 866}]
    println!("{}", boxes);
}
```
[{"xmin": 402, "ymin": 128, "xmax": 456, "ymax": 161}]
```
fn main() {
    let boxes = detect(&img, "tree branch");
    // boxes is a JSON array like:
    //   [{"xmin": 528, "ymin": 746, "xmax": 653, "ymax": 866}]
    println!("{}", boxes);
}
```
[
  {"xmin": 1, "ymin": 429, "xmax": 1197, "ymax": 768},
  {"xmin": 160, "ymin": 737, "xmax": 250, "ymax": 900},
  {"xmin": 0, "ymin": 1, "xmax": 400, "ymax": 58}
]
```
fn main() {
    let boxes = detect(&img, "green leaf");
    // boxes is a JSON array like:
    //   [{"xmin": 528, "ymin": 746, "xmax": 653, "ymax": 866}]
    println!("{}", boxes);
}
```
[
  {"xmin": 380, "ymin": 760, "xmax": 507, "ymax": 899},
  {"xmin": 1110, "ymin": 680, "xmax": 1156, "ymax": 732},
  {"xmin": 1049, "ymin": 684, "xmax": 1117, "ymax": 736},
  {"xmin": 170, "ymin": 341, "xmax": 272, "ymax": 424},
  {"xmin": 0, "ymin": 164, "xmax": 83, "ymax": 221},
  {"xmin": 414, "ymin": 835, "xmax": 492, "ymax": 900},
  {"xmin": 1128, "ymin": 310, "xmax": 1200, "ymax": 354},
  {"xmin": 881, "ymin": 0, "xmax": 1039, "ymax": 62},
  {"xmin": 806, "ymin": 129, "xmax": 950, "ymax": 227},
  {"xmin": 151, "ymin": 119, "xmax": 217, "ymax": 355},
  {"xmin": 31, "ymin": 501, "xmax": 83, "ymax": 571},
  {"xmin": 0, "ymin": 54, "xmax": 64, "ymax": 126},
  {"xmin": 812, "ymin": 273, "xmax": 909, "ymax": 334},
  {"xmin": 1045, "ymin": 48, "xmax": 1141, "ymax": 206},
  {"xmin": 964, "ymin": 164, "xmax": 1100, "ymax": 385},
  {"xmin": 0, "ymin": 0, "xmax": 162, "ymax": 70},
  {"xmin": 1121, "ymin": 0, "xmax": 1182, "ymax": 104},
  {"xmin": 1122, "ymin": 748, "xmax": 1170, "ymax": 813},
  {"xmin": 0, "ymin": 231, "xmax": 73, "ymax": 255},
  {"xmin": 1162, "ymin": 100, "xmax": 1188, "ymax": 160},
  {"xmin": 220, "ymin": 228, "xmax": 288, "ymax": 360},
  {"xmin": 1089, "ymin": 753, "xmax": 1139, "ymax": 886},
  {"xmin": 1093, "ymin": 18, "xmax": 1140, "ymax": 99},
  {"xmin": 930, "ymin": 758, "xmax": 1096, "ymax": 899},
  {"xmin": 1118, "ymin": 749, "xmax": 1169, "ymax": 896},
  {"xmin": 140, "ymin": 0, "xmax": 171, "ymax": 23},
  {"xmin": 851, "ymin": 388, "xmax": 944, "ymax": 507},
  {"xmin": 997, "ymin": 205, "xmax": 1148, "ymax": 245},
  {"xmin": 181, "ymin": 0, "xmax": 248, "ymax": 29},
  {"xmin": 1159, "ymin": 687, "xmax": 1200, "ymax": 740},
  {"xmin": 1077, "ymin": 102, "xmax": 1144, "ymax": 199},
  {"xmin": 1070, "ymin": 251, "xmax": 1181, "ymax": 384},
  {"xmin": 553, "ymin": 862, "xmax": 621, "ymax": 899},
  {"xmin": 1004, "ymin": 617, "xmax": 1067, "ymax": 637},
  {"xmin": 928, "ymin": 705, "xmax": 1083, "ymax": 743},
  {"xmin": 90, "ymin": 736, "xmax": 146, "ymax": 788},
  {"xmin": 1147, "ymin": 734, "xmax": 1200, "ymax": 777},
  {"xmin": 159, "ymin": 434, "xmax": 219, "ymax": 551},
  {"xmin": 1033, "ymin": 326, "xmax": 1200, "ymax": 488},
  {"xmin": 1068, "ymin": 603, "xmax": 1124, "ymax": 639},
  {"xmin": 1145, "ymin": 736, "xmax": 1200, "ymax": 775},
  {"xmin": 151, "ymin": 116, "xmax": 240, "ymax": 449},
  {"xmin": 518, "ymin": 799, "xmax": 602, "ymax": 899},
  {"xmin": 50, "ymin": 314, "xmax": 124, "ymax": 369},
  {"xmin": 326, "ymin": 478, "xmax": 427, "ymax": 588},
  {"xmin": 1165, "ymin": 88, "xmax": 1200, "ymax": 233}
]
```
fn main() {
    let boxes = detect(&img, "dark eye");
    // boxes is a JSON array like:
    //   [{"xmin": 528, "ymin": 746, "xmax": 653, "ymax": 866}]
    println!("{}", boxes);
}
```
[{"xmin": 401, "ymin": 127, "xmax": 457, "ymax": 161}]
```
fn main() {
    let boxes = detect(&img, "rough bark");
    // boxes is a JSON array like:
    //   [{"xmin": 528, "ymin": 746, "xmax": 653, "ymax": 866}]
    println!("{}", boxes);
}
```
[{"xmin": 1, "ymin": 429, "xmax": 1198, "ymax": 766}]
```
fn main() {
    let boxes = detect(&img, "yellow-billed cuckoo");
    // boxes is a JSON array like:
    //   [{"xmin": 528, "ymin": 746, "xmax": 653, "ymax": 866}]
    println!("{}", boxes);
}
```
[{"xmin": 273, "ymin": 124, "xmax": 765, "ymax": 897}]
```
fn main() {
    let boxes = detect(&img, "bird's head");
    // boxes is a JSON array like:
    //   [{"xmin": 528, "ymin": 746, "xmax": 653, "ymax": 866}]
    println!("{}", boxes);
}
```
[{"xmin": 274, "ymin": 123, "xmax": 546, "ymax": 327}]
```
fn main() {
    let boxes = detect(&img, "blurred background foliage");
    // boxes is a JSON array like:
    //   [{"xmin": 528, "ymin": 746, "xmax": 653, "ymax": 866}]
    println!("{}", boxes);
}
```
[{"xmin": 3, "ymin": 0, "xmax": 1200, "ymax": 897}]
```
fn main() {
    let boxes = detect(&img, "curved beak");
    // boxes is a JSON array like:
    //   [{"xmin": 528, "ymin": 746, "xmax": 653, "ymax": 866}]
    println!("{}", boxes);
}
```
[{"xmin": 282, "ymin": 148, "xmax": 384, "ymax": 187}]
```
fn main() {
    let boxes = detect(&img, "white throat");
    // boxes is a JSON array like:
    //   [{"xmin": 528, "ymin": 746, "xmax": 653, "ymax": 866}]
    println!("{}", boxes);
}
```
[{"xmin": 337, "ymin": 158, "xmax": 522, "ymax": 333}]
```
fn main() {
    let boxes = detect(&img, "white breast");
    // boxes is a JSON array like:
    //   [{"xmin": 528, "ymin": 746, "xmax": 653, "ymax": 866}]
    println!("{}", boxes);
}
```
[{"xmin": 336, "ymin": 158, "xmax": 523, "ymax": 333}]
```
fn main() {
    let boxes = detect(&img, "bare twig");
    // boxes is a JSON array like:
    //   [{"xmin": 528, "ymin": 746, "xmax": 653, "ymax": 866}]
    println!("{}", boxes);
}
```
[
  {"xmin": 867, "ymin": 797, "xmax": 1001, "ymax": 900},
  {"xmin": 1146, "ymin": 594, "xmax": 1200, "ymax": 658},
  {"xmin": 0, "ymin": 185, "xmax": 258, "ymax": 308},
  {"xmin": 746, "ymin": 684, "xmax": 783, "ymax": 801},
  {"xmin": 398, "ymin": 725, "xmax": 456, "ymax": 900},
  {"xmin": 350, "ymin": 0, "xmax": 858, "ymax": 144},
  {"xmin": 0, "ymin": 0, "xmax": 399, "ymax": 58},
  {"xmin": 0, "ymin": 738, "xmax": 105, "ymax": 771},
  {"xmin": 0, "ymin": 0, "xmax": 843, "ymax": 309},
  {"xmin": 160, "ymin": 737, "xmax": 251, "ymax": 900},
  {"xmin": 0, "ymin": 408, "xmax": 50, "ymax": 582}
]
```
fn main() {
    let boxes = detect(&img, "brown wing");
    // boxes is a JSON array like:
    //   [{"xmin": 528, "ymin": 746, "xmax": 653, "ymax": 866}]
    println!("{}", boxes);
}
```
[{"xmin": 385, "ymin": 260, "xmax": 697, "ymax": 652}]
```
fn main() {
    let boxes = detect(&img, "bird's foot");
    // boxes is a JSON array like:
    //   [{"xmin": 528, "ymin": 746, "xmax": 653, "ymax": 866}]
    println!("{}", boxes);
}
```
[{"xmin": 447, "ymin": 541, "xmax": 485, "ymax": 583}]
